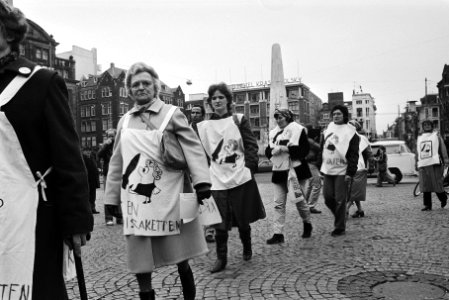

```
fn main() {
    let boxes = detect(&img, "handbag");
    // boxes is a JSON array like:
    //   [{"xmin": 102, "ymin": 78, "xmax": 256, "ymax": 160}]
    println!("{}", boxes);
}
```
[{"xmin": 158, "ymin": 106, "xmax": 187, "ymax": 170}]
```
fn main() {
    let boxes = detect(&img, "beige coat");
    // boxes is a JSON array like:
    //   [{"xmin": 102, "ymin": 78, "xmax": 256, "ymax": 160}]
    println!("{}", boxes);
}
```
[{"xmin": 105, "ymin": 98, "xmax": 211, "ymax": 205}]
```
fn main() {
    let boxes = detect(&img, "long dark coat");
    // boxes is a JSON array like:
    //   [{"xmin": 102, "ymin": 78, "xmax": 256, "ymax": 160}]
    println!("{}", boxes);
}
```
[{"xmin": 0, "ymin": 57, "xmax": 94, "ymax": 300}]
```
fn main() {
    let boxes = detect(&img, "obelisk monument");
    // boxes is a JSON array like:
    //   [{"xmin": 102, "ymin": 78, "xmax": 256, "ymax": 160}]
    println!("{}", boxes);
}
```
[{"xmin": 269, "ymin": 43, "xmax": 288, "ymax": 130}]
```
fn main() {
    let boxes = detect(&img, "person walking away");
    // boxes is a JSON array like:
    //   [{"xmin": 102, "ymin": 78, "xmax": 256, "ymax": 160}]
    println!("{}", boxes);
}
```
[
  {"xmin": 347, "ymin": 121, "xmax": 372, "ymax": 218},
  {"xmin": 320, "ymin": 105, "xmax": 359, "ymax": 237},
  {"xmin": 0, "ymin": 2, "xmax": 93, "ymax": 298},
  {"xmin": 417, "ymin": 120, "xmax": 449, "ymax": 211},
  {"xmin": 305, "ymin": 125, "xmax": 323, "ymax": 214},
  {"xmin": 98, "ymin": 128, "xmax": 124, "ymax": 225},
  {"xmin": 104, "ymin": 62, "xmax": 211, "ymax": 300},
  {"xmin": 82, "ymin": 147, "xmax": 101, "ymax": 214},
  {"xmin": 374, "ymin": 146, "xmax": 396, "ymax": 187},
  {"xmin": 265, "ymin": 109, "xmax": 313, "ymax": 244},
  {"xmin": 190, "ymin": 104, "xmax": 215, "ymax": 243},
  {"xmin": 197, "ymin": 82, "xmax": 266, "ymax": 273}
]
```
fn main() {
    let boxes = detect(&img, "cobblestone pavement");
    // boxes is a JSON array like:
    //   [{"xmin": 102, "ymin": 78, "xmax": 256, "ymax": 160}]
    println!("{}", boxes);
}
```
[{"xmin": 66, "ymin": 174, "xmax": 449, "ymax": 299}]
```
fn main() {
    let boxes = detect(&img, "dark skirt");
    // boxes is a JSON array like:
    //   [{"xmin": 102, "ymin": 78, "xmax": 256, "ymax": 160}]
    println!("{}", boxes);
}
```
[
  {"xmin": 419, "ymin": 164, "xmax": 444, "ymax": 193},
  {"xmin": 350, "ymin": 170, "xmax": 367, "ymax": 202},
  {"xmin": 212, "ymin": 178, "xmax": 266, "ymax": 231}
]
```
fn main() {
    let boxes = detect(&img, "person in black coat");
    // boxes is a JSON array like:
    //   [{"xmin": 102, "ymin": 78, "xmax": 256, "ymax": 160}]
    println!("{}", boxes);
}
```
[
  {"xmin": 0, "ymin": 2, "xmax": 93, "ymax": 299},
  {"xmin": 82, "ymin": 147, "xmax": 100, "ymax": 214},
  {"xmin": 98, "ymin": 128, "xmax": 123, "ymax": 225}
]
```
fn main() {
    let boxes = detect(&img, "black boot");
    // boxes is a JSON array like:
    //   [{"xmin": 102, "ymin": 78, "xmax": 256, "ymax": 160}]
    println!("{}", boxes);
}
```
[
  {"xmin": 178, "ymin": 263, "xmax": 196, "ymax": 300},
  {"xmin": 266, "ymin": 234, "xmax": 284, "ymax": 244},
  {"xmin": 239, "ymin": 227, "xmax": 252, "ymax": 261},
  {"xmin": 139, "ymin": 290, "xmax": 155, "ymax": 300},
  {"xmin": 210, "ymin": 230, "xmax": 228, "ymax": 273},
  {"xmin": 302, "ymin": 222, "xmax": 312, "ymax": 238}
]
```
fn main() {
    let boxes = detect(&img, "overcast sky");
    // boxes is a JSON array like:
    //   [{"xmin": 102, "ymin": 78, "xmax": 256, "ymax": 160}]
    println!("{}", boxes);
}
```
[{"xmin": 14, "ymin": 0, "xmax": 449, "ymax": 132}]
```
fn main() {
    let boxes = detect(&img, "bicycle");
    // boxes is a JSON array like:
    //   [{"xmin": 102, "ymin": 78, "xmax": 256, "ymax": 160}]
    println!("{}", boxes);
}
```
[{"xmin": 413, "ymin": 167, "xmax": 449, "ymax": 197}]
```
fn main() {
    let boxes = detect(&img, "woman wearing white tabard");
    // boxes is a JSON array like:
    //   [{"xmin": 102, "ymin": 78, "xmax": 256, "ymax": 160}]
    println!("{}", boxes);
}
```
[{"xmin": 104, "ymin": 62, "xmax": 211, "ymax": 300}]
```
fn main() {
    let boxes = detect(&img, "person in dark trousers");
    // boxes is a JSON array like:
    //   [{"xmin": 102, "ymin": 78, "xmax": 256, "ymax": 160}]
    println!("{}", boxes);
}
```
[
  {"xmin": 82, "ymin": 147, "xmax": 100, "ymax": 214},
  {"xmin": 374, "ymin": 146, "xmax": 396, "ymax": 187},
  {"xmin": 98, "ymin": 128, "xmax": 123, "ymax": 225},
  {"xmin": 320, "ymin": 105, "xmax": 359, "ymax": 237},
  {"xmin": 0, "ymin": 2, "xmax": 93, "ymax": 298},
  {"xmin": 190, "ymin": 104, "xmax": 216, "ymax": 243}
]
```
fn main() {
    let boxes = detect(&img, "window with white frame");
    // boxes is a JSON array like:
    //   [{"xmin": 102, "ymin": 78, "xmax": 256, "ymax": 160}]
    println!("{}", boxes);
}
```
[
  {"xmin": 102, "ymin": 119, "xmax": 108, "ymax": 130},
  {"xmin": 356, "ymin": 100, "xmax": 362, "ymax": 105},
  {"xmin": 365, "ymin": 107, "xmax": 369, "ymax": 116},
  {"xmin": 81, "ymin": 121, "xmax": 86, "ymax": 132},
  {"xmin": 91, "ymin": 106, "xmax": 96, "ymax": 116},
  {"xmin": 80, "ymin": 106, "xmax": 85, "ymax": 117},
  {"xmin": 91, "ymin": 121, "xmax": 96, "ymax": 132}
]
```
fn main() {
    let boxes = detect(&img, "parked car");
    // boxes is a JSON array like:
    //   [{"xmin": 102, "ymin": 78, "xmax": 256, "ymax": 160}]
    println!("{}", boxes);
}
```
[
  {"xmin": 368, "ymin": 140, "xmax": 417, "ymax": 183},
  {"xmin": 256, "ymin": 159, "xmax": 273, "ymax": 173}
]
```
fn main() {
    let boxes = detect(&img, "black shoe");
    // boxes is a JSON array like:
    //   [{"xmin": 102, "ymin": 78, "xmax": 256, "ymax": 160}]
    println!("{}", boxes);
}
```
[
  {"xmin": 302, "ymin": 222, "xmax": 312, "ymax": 238},
  {"xmin": 310, "ymin": 207, "xmax": 322, "ymax": 214},
  {"xmin": 116, "ymin": 219, "xmax": 123, "ymax": 225},
  {"xmin": 210, "ymin": 258, "xmax": 227, "ymax": 273},
  {"xmin": 421, "ymin": 206, "xmax": 432, "ymax": 211},
  {"xmin": 266, "ymin": 234, "xmax": 284, "ymax": 244},
  {"xmin": 205, "ymin": 234, "xmax": 215, "ymax": 243},
  {"xmin": 441, "ymin": 198, "xmax": 447, "ymax": 208},
  {"xmin": 352, "ymin": 211, "xmax": 365, "ymax": 218},
  {"xmin": 92, "ymin": 209, "xmax": 100, "ymax": 214},
  {"xmin": 331, "ymin": 229, "xmax": 345, "ymax": 237},
  {"xmin": 243, "ymin": 249, "xmax": 252, "ymax": 261}
]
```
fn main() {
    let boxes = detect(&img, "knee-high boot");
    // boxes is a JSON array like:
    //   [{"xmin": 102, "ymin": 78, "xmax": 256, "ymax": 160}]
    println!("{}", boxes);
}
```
[
  {"xmin": 210, "ymin": 229, "xmax": 228, "ymax": 273},
  {"xmin": 178, "ymin": 263, "xmax": 196, "ymax": 300},
  {"xmin": 139, "ymin": 290, "xmax": 155, "ymax": 300},
  {"xmin": 239, "ymin": 227, "xmax": 252, "ymax": 261}
]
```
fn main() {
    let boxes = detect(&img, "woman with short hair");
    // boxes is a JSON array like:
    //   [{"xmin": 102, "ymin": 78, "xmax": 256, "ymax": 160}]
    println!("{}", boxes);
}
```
[
  {"xmin": 196, "ymin": 82, "xmax": 266, "ymax": 273},
  {"xmin": 320, "ymin": 105, "xmax": 359, "ymax": 237},
  {"xmin": 265, "ymin": 108, "xmax": 313, "ymax": 244}
]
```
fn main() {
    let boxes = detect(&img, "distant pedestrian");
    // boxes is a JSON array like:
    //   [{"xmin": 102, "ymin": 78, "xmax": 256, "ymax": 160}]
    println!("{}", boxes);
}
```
[
  {"xmin": 347, "ymin": 121, "xmax": 372, "ymax": 218},
  {"xmin": 0, "ymin": 2, "xmax": 93, "ymax": 298},
  {"xmin": 104, "ymin": 62, "xmax": 211, "ymax": 300},
  {"xmin": 98, "ymin": 128, "xmax": 123, "ymax": 225},
  {"xmin": 305, "ymin": 126, "xmax": 323, "ymax": 214},
  {"xmin": 190, "ymin": 104, "xmax": 215, "ymax": 243},
  {"xmin": 196, "ymin": 82, "xmax": 265, "ymax": 273},
  {"xmin": 82, "ymin": 147, "xmax": 100, "ymax": 214},
  {"xmin": 417, "ymin": 120, "xmax": 449, "ymax": 211},
  {"xmin": 320, "ymin": 105, "xmax": 359, "ymax": 237},
  {"xmin": 374, "ymin": 146, "xmax": 396, "ymax": 187}
]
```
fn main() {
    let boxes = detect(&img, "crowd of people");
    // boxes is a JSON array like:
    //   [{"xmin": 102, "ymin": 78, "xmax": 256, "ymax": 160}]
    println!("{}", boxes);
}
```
[{"xmin": 2, "ymin": 2, "xmax": 449, "ymax": 300}]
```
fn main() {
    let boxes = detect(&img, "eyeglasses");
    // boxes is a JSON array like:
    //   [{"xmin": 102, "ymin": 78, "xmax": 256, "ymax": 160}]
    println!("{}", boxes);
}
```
[{"xmin": 212, "ymin": 96, "xmax": 225, "ymax": 100}]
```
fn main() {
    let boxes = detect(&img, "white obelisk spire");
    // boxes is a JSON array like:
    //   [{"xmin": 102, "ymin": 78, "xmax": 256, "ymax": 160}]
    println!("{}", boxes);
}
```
[{"xmin": 269, "ymin": 43, "xmax": 288, "ymax": 130}]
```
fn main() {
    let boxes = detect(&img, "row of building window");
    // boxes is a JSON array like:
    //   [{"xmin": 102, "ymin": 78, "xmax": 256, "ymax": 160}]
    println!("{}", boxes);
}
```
[
  {"xmin": 81, "ymin": 119, "xmax": 114, "ymax": 133},
  {"xmin": 355, "ymin": 100, "xmax": 371, "ymax": 105},
  {"xmin": 80, "ymin": 87, "xmax": 128, "ymax": 101},
  {"xmin": 81, "ymin": 136, "xmax": 97, "ymax": 148}
]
